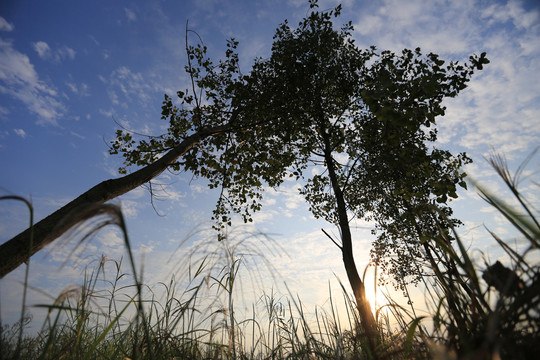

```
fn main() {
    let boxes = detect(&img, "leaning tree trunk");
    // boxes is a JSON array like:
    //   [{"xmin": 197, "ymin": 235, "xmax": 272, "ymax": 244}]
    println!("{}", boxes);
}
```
[
  {"xmin": 0, "ymin": 125, "xmax": 230, "ymax": 278},
  {"xmin": 320, "ymin": 128, "xmax": 379, "ymax": 356}
]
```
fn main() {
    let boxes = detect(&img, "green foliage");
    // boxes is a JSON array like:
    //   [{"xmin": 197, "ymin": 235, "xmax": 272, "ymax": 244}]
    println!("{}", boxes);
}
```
[{"xmin": 110, "ymin": 1, "xmax": 485, "ymax": 285}]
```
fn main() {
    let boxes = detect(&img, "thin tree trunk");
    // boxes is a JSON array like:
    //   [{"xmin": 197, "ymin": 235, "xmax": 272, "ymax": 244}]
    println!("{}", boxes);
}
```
[
  {"xmin": 320, "ymin": 128, "xmax": 379, "ymax": 356},
  {"xmin": 0, "ymin": 125, "xmax": 230, "ymax": 278}
]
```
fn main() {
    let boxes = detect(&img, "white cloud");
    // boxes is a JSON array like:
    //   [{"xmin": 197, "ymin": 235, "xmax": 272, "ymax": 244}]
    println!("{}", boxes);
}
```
[
  {"xmin": 0, "ymin": 17, "xmax": 14, "ymax": 32},
  {"xmin": 353, "ymin": 0, "xmax": 481, "ymax": 54},
  {"xmin": 33, "ymin": 41, "xmax": 51, "ymax": 59},
  {"xmin": 89, "ymin": 35, "xmax": 100, "ymax": 46},
  {"xmin": 106, "ymin": 66, "xmax": 161, "ymax": 107},
  {"xmin": 125, "ymin": 8, "xmax": 137, "ymax": 22},
  {"xmin": 284, "ymin": 191, "xmax": 303, "ymax": 210},
  {"xmin": 120, "ymin": 199, "xmax": 140, "ymax": 218},
  {"xmin": 66, "ymin": 82, "xmax": 89, "ymax": 96},
  {"xmin": 134, "ymin": 243, "xmax": 154, "ymax": 257},
  {"xmin": 109, "ymin": 90, "xmax": 119, "ymax": 104},
  {"xmin": 263, "ymin": 197, "xmax": 276, "ymax": 206},
  {"xmin": 0, "ymin": 38, "xmax": 64, "ymax": 125},
  {"xmin": 99, "ymin": 108, "xmax": 114, "ymax": 118},
  {"xmin": 263, "ymin": 228, "xmax": 355, "ymax": 304},
  {"xmin": 127, "ymin": 186, "xmax": 146, "ymax": 199},
  {"xmin": 13, "ymin": 128, "xmax": 26, "ymax": 138},
  {"xmin": 159, "ymin": 186, "xmax": 186, "ymax": 202},
  {"xmin": 66, "ymin": 82, "xmax": 77, "ymax": 93},
  {"xmin": 190, "ymin": 184, "xmax": 207, "ymax": 194},
  {"xmin": 352, "ymin": 0, "xmax": 540, "ymax": 160},
  {"xmin": 96, "ymin": 228, "xmax": 126, "ymax": 258},
  {"xmin": 276, "ymin": 183, "xmax": 305, "ymax": 211},
  {"xmin": 481, "ymin": 1, "xmax": 540, "ymax": 30},
  {"xmin": 251, "ymin": 208, "xmax": 277, "ymax": 223},
  {"xmin": 32, "ymin": 41, "xmax": 76, "ymax": 62},
  {"xmin": 286, "ymin": 0, "xmax": 307, "ymax": 8},
  {"xmin": 70, "ymin": 131, "xmax": 85, "ymax": 139},
  {"xmin": 58, "ymin": 46, "xmax": 76, "ymax": 60}
]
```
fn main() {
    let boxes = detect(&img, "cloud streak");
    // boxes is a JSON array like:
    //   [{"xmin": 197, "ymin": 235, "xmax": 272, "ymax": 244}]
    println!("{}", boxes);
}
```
[{"xmin": 0, "ymin": 38, "xmax": 65, "ymax": 125}]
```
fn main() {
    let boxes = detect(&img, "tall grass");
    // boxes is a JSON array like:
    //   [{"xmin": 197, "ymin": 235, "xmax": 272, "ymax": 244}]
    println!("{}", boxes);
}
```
[
  {"xmin": 418, "ymin": 151, "xmax": 540, "ymax": 359},
  {"xmin": 1, "ymin": 150, "xmax": 538, "ymax": 359}
]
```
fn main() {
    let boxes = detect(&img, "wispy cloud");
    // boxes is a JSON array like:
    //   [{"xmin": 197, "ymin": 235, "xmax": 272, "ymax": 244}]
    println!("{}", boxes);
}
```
[
  {"xmin": 124, "ymin": 8, "xmax": 137, "ymax": 22},
  {"xmin": 96, "ymin": 228, "xmax": 126, "ymax": 259},
  {"xmin": 56, "ymin": 46, "xmax": 76, "ymax": 61},
  {"xmin": 32, "ymin": 41, "xmax": 51, "ymax": 59},
  {"xmin": 352, "ymin": 0, "xmax": 481, "ymax": 54},
  {"xmin": 32, "ymin": 41, "xmax": 76, "ymax": 62},
  {"xmin": 0, "ymin": 105, "xmax": 8, "ymax": 119},
  {"xmin": 352, "ymin": 0, "xmax": 540, "ymax": 159},
  {"xmin": 120, "ymin": 199, "xmax": 140, "ymax": 218},
  {"xmin": 70, "ymin": 130, "xmax": 85, "ymax": 139},
  {"xmin": 0, "ymin": 38, "xmax": 65, "ymax": 125},
  {"xmin": 13, "ymin": 128, "xmax": 26, "ymax": 138},
  {"xmin": 481, "ymin": 1, "xmax": 539, "ymax": 30},
  {"xmin": 105, "ymin": 66, "xmax": 156, "ymax": 107},
  {"xmin": 66, "ymin": 81, "xmax": 89, "ymax": 96},
  {"xmin": 0, "ymin": 17, "xmax": 14, "ymax": 32}
]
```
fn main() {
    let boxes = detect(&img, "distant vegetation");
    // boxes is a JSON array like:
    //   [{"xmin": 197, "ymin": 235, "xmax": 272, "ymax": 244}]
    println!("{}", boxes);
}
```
[{"xmin": 1, "ymin": 152, "xmax": 538, "ymax": 359}]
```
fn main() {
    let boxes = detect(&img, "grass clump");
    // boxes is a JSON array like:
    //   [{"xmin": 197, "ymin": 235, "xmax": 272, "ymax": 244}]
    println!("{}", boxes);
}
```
[{"xmin": 421, "ymin": 151, "xmax": 540, "ymax": 359}]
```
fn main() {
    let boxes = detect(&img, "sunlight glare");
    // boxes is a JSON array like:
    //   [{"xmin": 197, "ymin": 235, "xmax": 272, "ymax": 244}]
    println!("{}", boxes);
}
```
[{"xmin": 364, "ymin": 270, "xmax": 390, "ymax": 316}]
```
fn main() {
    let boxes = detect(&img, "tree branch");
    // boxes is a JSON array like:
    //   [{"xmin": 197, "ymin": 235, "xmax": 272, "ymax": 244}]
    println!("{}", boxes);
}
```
[
  {"xmin": 0, "ymin": 124, "xmax": 231, "ymax": 278},
  {"xmin": 321, "ymin": 228, "xmax": 342, "ymax": 250}
]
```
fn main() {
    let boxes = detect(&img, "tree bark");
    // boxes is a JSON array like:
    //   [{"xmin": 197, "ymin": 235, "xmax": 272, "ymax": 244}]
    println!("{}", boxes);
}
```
[
  {"xmin": 0, "ymin": 125, "xmax": 230, "ymax": 278},
  {"xmin": 320, "ymin": 127, "xmax": 379, "ymax": 356}
]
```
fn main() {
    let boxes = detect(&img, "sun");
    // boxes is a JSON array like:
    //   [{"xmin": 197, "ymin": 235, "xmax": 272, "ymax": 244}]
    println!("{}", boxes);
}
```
[{"xmin": 364, "ymin": 274, "xmax": 390, "ymax": 316}]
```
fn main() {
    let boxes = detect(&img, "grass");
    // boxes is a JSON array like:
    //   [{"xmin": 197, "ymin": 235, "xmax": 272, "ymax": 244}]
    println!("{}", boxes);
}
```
[{"xmin": 1, "ymin": 151, "xmax": 539, "ymax": 359}]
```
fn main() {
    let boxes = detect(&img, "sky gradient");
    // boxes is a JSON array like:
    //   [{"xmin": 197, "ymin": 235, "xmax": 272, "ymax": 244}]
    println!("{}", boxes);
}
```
[{"xmin": 1, "ymin": 0, "xmax": 539, "ymax": 331}]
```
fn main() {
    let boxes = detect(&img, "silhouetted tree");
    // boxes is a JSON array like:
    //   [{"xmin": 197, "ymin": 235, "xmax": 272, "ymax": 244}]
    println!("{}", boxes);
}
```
[{"xmin": 1, "ymin": 1, "xmax": 488, "ymax": 353}]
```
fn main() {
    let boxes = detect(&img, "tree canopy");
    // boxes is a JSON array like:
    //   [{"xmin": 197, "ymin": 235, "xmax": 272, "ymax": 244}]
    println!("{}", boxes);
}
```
[
  {"xmin": 111, "ymin": 2, "xmax": 487, "ymax": 286},
  {"xmin": 109, "ymin": 2, "xmax": 488, "ymax": 349}
]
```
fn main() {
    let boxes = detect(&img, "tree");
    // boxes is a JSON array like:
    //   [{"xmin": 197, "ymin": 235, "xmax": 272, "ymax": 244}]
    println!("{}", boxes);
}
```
[
  {"xmin": 1, "ymin": 0, "xmax": 488, "ymax": 354},
  {"xmin": 110, "ymin": 1, "xmax": 487, "ymax": 350}
]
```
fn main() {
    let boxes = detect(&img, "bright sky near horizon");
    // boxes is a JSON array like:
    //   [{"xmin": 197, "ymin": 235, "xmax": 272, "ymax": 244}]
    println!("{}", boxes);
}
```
[{"xmin": 1, "ymin": 0, "xmax": 539, "ymax": 332}]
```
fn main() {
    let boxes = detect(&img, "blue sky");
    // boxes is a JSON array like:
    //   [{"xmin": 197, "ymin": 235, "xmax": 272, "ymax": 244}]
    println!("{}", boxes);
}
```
[{"xmin": 1, "ymin": 0, "xmax": 539, "ymax": 331}]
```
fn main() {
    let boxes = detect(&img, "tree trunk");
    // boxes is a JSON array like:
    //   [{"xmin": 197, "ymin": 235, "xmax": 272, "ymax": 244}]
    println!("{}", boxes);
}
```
[
  {"xmin": 0, "ymin": 125, "xmax": 230, "ymax": 278},
  {"xmin": 320, "ymin": 128, "xmax": 379, "ymax": 356}
]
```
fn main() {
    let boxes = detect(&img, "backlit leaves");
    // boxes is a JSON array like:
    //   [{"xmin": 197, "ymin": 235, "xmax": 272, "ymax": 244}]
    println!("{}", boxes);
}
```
[{"xmin": 110, "ymin": 1, "xmax": 485, "ymax": 285}]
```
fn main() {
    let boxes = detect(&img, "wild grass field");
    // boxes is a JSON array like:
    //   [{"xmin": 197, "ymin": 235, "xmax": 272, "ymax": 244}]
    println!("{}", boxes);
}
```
[{"xmin": 1, "ymin": 153, "xmax": 538, "ymax": 359}]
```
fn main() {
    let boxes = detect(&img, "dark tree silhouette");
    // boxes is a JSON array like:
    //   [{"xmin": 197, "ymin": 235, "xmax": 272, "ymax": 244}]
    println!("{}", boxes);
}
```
[{"xmin": 1, "ymin": 1, "xmax": 488, "ymax": 354}]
